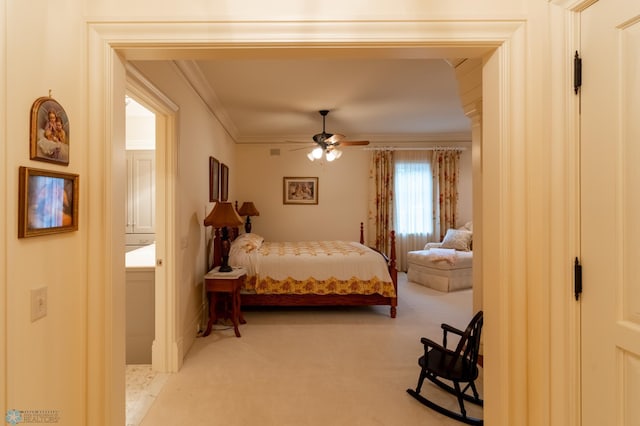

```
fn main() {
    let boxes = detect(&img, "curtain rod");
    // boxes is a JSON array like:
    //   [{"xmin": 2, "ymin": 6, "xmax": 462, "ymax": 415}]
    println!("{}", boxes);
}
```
[{"xmin": 363, "ymin": 146, "xmax": 467, "ymax": 151}]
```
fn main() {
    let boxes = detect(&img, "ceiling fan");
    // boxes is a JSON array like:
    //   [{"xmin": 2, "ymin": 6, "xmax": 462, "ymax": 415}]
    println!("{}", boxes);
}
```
[{"xmin": 303, "ymin": 110, "xmax": 370, "ymax": 162}]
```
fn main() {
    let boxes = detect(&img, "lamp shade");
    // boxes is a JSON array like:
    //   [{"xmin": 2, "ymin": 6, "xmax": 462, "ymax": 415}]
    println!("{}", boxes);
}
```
[
  {"xmin": 204, "ymin": 202, "xmax": 244, "ymax": 228},
  {"xmin": 237, "ymin": 202, "xmax": 260, "ymax": 217}
]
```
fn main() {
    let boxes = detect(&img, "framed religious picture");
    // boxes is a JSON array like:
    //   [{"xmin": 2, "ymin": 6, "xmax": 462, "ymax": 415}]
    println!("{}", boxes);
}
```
[
  {"xmin": 283, "ymin": 177, "xmax": 318, "ymax": 205},
  {"xmin": 29, "ymin": 96, "xmax": 70, "ymax": 165},
  {"xmin": 18, "ymin": 166, "xmax": 79, "ymax": 238},
  {"xmin": 220, "ymin": 163, "xmax": 229, "ymax": 202},
  {"xmin": 209, "ymin": 156, "xmax": 220, "ymax": 202}
]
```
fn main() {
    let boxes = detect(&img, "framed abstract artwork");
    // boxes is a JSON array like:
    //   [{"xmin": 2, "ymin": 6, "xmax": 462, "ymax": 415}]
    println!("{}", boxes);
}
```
[{"xmin": 18, "ymin": 166, "xmax": 79, "ymax": 238}]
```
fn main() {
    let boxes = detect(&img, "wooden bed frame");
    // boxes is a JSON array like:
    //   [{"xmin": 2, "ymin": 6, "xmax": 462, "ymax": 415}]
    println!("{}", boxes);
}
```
[{"xmin": 211, "ymin": 223, "xmax": 398, "ymax": 318}]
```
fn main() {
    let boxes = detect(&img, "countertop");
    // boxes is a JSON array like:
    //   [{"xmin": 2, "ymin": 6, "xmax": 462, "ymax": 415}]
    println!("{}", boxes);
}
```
[{"xmin": 125, "ymin": 243, "xmax": 156, "ymax": 270}]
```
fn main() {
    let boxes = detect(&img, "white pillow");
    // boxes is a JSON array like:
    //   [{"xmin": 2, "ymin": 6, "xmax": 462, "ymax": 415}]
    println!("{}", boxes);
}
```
[
  {"xmin": 440, "ymin": 228, "xmax": 472, "ymax": 251},
  {"xmin": 458, "ymin": 221, "xmax": 473, "ymax": 232},
  {"xmin": 424, "ymin": 242, "xmax": 443, "ymax": 250},
  {"xmin": 231, "ymin": 233, "xmax": 264, "ymax": 253}
]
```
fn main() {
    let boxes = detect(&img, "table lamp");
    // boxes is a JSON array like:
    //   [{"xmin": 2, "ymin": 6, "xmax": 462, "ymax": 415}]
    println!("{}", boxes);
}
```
[
  {"xmin": 237, "ymin": 201, "xmax": 260, "ymax": 233},
  {"xmin": 204, "ymin": 202, "xmax": 243, "ymax": 272}
]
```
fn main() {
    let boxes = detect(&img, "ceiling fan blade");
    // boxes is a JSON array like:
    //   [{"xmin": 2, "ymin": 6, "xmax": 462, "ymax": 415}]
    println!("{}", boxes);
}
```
[
  {"xmin": 338, "ymin": 140, "xmax": 370, "ymax": 146},
  {"xmin": 323, "ymin": 133, "xmax": 345, "ymax": 144}
]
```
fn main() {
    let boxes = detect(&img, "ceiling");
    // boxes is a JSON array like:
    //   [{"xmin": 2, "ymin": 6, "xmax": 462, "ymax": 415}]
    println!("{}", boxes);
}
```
[{"xmin": 132, "ymin": 54, "xmax": 471, "ymax": 147}]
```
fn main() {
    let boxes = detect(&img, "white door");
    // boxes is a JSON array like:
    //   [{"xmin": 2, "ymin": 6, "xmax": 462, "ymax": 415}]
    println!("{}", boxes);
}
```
[
  {"xmin": 131, "ymin": 150, "xmax": 156, "ymax": 234},
  {"xmin": 581, "ymin": 1, "xmax": 640, "ymax": 424},
  {"xmin": 128, "ymin": 150, "xmax": 156, "ymax": 234}
]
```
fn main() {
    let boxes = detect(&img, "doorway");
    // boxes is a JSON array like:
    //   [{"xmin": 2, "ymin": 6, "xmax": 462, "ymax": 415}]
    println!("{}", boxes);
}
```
[
  {"xmin": 87, "ymin": 19, "xmax": 550, "ymax": 425},
  {"xmin": 126, "ymin": 65, "xmax": 180, "ymax": 376},
  {"xmin": 124, "ymin": 96, "xmax": 156, "ymax": 365},
  {"xmin": 124, "ymin": 95, "xmax": 158, "ymax": 424}
]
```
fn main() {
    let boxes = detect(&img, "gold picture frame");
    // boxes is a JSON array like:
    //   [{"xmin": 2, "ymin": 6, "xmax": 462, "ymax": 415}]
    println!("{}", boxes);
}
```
[
  {"xmin": 18, "ymin": 166, "xmax": 79, "ymax": 238},
  {"xmin": 283, "ymin": 177, "xmax": 318, "ymax": 205},
  {"xmin": 29, "ymin": 96, "xmax": 70, "ymax": 165}
]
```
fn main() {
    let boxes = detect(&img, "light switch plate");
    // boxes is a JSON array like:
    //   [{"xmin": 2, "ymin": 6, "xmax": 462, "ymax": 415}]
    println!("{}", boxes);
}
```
[{"xmin": 31, "ymin": 287, "xmax": 47, "ymax": 322}]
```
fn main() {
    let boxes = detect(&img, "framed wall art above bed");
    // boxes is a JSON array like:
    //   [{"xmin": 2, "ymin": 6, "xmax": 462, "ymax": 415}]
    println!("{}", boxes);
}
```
[{"xmin": 283, "ymin": 176, "xmax": 318, "ymax": 205}]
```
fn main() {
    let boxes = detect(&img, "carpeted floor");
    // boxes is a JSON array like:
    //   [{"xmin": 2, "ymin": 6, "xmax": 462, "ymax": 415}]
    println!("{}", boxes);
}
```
[{"xmin": 127, "ymin": 272, "xmax": 482, "ymax": 425}]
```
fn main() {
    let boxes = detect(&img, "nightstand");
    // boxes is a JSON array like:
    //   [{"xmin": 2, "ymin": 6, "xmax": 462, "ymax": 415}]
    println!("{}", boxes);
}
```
[{"xmin": 203, "ymin": 266, "xmax": 247, "ymax": 337}]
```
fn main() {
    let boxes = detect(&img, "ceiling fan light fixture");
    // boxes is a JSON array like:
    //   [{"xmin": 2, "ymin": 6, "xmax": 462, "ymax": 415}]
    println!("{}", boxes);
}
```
[{"xmin": 300, "ymin": 110, "xmax": 368, "ymax": 162}]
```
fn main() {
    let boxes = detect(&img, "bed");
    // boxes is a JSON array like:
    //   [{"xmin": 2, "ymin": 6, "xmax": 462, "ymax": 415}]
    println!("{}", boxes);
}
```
[{"xmin": 211, "ymin": 223, "xmax": 398, "ymax": 317}]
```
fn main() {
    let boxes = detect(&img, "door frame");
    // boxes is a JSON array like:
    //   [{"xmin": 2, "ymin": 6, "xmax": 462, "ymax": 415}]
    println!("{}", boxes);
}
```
[
  {"xmin": 86, "ymin": 15, "xmax": 579, "ymax": 424},
  {"xmin": 126, "ymin": 64, "xmax": 180, "ymax": 373}
]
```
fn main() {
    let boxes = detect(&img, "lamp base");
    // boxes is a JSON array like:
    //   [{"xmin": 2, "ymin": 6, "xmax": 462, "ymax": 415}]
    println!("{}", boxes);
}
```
[
  {"xmin": 219, "ymin": 230, "xmax": 233, "ymax": 272},
  {"xmin": 219, "ymin": 262, "xmax": 233, "ymax": 273}
]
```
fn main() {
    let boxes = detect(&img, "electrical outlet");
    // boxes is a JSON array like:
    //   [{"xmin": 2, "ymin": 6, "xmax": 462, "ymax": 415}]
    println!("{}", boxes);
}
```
[{"xmin": 31, "ymin": 287, "xmax": 47, "ymax": 322}]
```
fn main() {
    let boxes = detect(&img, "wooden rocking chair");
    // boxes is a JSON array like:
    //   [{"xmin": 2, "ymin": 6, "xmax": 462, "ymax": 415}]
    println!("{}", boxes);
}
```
[{"xmin": 406, "ymin": 311, "xmax": 484, "ymax": 425}]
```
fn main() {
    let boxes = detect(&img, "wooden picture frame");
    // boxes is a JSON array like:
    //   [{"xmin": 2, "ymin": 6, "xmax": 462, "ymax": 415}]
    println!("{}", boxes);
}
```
[
  {"xmin": 18, "ymin": 166, "xmax": 79, "ymax": 238},
  {"xmin": 220, "ymin": 163, "xmax": 229, "ymax": 202},
  {"xmin": 209, "ymin": 156, "xmax": 220, "ymax": 202},
  {"xmin": 30, "ymin": 96, "xmax": 70, "ymax": 165},
  {"xmin": 283, "ymin": 177, "xmax": 318, "ymax": 205}
]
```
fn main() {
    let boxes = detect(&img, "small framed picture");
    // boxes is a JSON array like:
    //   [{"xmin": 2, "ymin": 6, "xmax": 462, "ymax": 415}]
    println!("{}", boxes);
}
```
[
  {"xmin": 209, "ymin": 157, "xmax": 220, "ymax": 202},
  {"xmin": 18, "ymin": 166, "xmax": 79, "ymax": 238},
  {"xmin": 283, "ymin": 177, "xmax": 318, "ymax": 205},
  {"xmin": 220, "ymin": 163, "xmax": 229, "ymax": 202},
  {"xmin": 30, "ymin": 96, "xmax": 70, "ymax": 165}
]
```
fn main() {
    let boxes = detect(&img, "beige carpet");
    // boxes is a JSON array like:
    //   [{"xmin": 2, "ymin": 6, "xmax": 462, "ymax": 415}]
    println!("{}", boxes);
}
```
[{"xmin": 135, "ymin": 272, "xmax": 482, "ymax": 425}]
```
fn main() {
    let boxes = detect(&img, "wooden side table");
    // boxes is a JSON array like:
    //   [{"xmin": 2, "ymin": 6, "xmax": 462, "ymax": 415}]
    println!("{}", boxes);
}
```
[{"xmin": 203, "ymin": 267, "xmax": 247, "ymax": 337}]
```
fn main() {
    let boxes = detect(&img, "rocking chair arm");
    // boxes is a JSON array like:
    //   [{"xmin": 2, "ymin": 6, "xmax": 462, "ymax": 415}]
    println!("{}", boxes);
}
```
[
  {"xmin": 420, "ymin": 337, "xmax": 447, "ymax": 353},
  {"xmin": 441, "ymin": 323, "xmax": 464, "ymax": 336}
]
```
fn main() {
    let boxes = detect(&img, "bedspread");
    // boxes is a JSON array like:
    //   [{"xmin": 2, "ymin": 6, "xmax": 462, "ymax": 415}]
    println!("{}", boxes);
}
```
[{"xmin": 230, "ymin": 239, "xmax": 395, "ymax": 297}]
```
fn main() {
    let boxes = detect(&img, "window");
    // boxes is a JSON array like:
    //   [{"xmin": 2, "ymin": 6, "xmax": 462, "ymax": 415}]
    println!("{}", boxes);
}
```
[{"xmin": 394, "ymin": 152, "xmax": 433, "ymax": 236}]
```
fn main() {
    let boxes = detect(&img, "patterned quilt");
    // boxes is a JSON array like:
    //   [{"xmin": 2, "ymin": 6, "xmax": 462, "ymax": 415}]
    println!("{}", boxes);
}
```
[{"xmin": 229, "ymin": 237, "xmax": 395, "ymax": 297}]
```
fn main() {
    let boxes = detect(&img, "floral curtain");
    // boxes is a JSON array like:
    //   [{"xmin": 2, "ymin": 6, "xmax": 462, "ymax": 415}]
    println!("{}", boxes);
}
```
[
  {"xmin": 432, "ymin": 149, "xmax": 461, "ymax": 240},
  {"xmin": 367, "ymin": 150, "xmax": 394, "ymax": 255}
]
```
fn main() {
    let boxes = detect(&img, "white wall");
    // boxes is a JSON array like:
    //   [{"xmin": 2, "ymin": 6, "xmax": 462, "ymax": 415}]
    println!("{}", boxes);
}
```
[
  {"xmin": 3, "ymin": 0, "xmax": 87, "ymax": 423},
  {"xmin": 235, "ymin": 144, "xmax": 369, "ymax": 242},
  {"xmin": 0, "ymin": 1, "xmax": 577, "ymax": 425},
  {"xmin": 235, "ymin": 144, "xmax": 473, "ymax": 243},
  {"xmin": 131, "ymin": 61, "xmax": 237, "ymax": 353}
]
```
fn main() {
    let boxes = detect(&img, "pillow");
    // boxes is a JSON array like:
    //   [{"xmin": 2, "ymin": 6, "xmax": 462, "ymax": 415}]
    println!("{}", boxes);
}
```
[
  {"xmin": 424, "ymin": 242, "xmax": 443, "ymax": 250},
  {"xmin": 231, "ymin": 233, "xmax": 264, "ymax": 253},
  {"xmin": 440, "ymin": 228, "xmax": 472, "ymax": 251},
  {"xmin": 458, "ymin": 221, "xmax": 473, "ymax": 232}
]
